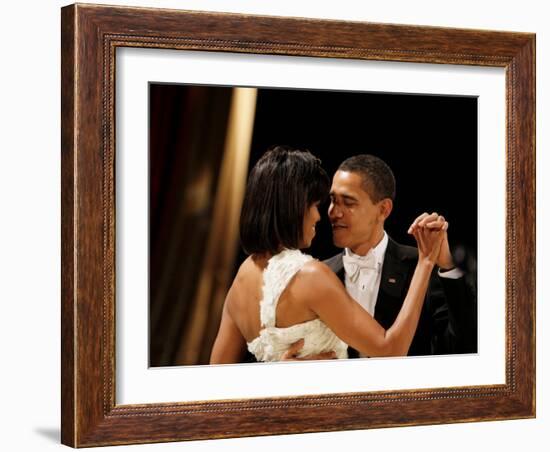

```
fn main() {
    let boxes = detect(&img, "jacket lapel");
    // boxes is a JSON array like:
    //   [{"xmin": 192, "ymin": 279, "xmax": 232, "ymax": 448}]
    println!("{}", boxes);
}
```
[
  {"xmin": 374, "ymin": 238, "xmax": 410, "ymax": 328},
  {"xmin": 336, "ymin": 263, "xmax": 345, "ymax": 283},
  {"xmin": 324, "ymin": 251, "xmax": 346, "ymax": 282}
]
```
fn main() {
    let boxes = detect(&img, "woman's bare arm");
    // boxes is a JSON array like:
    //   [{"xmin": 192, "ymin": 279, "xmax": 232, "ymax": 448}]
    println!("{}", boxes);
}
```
[
  {"xmin": 296, "ymin": 225, "xmax": 444, "ymax": 357},
  {"xmin": 298, "ymin": 259, "xmax": 432, "ymax": 356},
  {"xmin": 210, "ymin": 300, "xmax": 247, "ymax": 364}
]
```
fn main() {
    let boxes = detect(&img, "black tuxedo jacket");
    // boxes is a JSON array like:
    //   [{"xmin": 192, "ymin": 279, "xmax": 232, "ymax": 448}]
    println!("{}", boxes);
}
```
[{"xmin": 324, "ymin": 237, "xmax": 477, "ymax": 356}]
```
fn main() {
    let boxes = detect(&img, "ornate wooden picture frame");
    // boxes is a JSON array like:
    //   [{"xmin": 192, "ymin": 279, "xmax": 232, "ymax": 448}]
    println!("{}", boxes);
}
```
[{"xmin": 61, "ymin": 3, "xmax": 535, "ymax": 447}]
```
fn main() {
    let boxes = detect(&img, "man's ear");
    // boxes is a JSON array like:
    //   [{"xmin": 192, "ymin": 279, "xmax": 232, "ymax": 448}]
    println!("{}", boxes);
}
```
[{"xmin": 379, "ymin": 198, "xmax": 393, "ymax": 220}]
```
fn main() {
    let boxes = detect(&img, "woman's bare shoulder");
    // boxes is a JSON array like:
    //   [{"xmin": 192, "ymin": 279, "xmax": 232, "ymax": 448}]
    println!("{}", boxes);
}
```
[
  {"xmin": 226, "ymin": 256, "xmax": 262, "ymax": 306},
  {"xmin": 294, "ymin": 259, "xmax": 343, "ymax": 293},
  {"xmin": 300, "ymin": 259, "xmax": 338, "ymax": 277},
  {"xmin": 232, "ymin": 256, "xmax": 261, "ymax": 283}
]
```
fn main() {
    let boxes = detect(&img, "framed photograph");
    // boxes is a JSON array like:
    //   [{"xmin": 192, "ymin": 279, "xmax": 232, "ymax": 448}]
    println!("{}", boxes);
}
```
[
  {"xmin": 145, "ymin": 83, "xmax": 479, "ymax": 369},
  {"xmin": 61, "ymin": 3, "xmax": 535, "ymax": 447}
]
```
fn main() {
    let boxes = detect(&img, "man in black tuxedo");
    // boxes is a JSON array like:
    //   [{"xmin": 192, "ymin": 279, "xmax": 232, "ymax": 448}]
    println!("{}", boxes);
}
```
[
  {"xmin": 281, "ymin": 154, "xmax": 476, "ymax": 360},
  {"xmin": 321, "ymin": 154, "xmax": 477, "ymax": 357}
]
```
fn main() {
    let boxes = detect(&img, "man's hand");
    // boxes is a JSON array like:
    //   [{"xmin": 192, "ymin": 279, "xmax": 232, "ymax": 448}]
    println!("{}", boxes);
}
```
[
  {"xmin": 408, "ymin": 212, "xmax": 455, "ymax": 270},
  {"xmin": 281, "ymin": 339, "xmax": 337, "ymax": 361}
]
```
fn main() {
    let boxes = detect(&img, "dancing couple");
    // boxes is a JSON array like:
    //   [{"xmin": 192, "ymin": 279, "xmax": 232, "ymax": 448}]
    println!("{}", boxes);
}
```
[{"xmin": 210, "ymin": 146, "xmax": 476, "ymax": 363}]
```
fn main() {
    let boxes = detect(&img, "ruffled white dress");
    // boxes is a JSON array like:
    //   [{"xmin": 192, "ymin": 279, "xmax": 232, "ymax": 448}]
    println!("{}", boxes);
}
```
[{"xmin": 247, "ymin": 249, "xmax": 348, "ymax": 361}]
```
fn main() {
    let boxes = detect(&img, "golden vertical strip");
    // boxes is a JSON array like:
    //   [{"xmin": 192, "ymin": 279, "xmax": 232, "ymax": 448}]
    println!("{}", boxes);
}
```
[{"xmin": 178, "ymin": 87, "xmax": 258, "ymax": 364}]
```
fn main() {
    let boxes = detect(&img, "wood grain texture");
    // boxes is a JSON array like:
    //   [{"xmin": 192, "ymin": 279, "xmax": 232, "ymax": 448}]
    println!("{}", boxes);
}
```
[
  {"xmin": 61, "ymin": 3, "xmax": 536, "ymax": 447},
  {"xmin": 60, "ymin": 5, "xmax": 76, "ymax": 447}
]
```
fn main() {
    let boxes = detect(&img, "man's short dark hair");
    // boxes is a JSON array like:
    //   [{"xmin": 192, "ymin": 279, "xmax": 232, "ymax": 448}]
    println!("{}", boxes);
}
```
[
  {"xmin": 240, "ymin": 145, "xmax": 329, "ymax": 255},
  {"xmin": 338, "ymin": 154, "xmax": 396, "ymax": 202}
]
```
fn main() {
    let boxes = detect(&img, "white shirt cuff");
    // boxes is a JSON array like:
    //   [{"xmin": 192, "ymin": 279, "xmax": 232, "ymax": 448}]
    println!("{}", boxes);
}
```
[{"xmin": 438, "ymin": 267, "xmax": 464, "ymax": 279}]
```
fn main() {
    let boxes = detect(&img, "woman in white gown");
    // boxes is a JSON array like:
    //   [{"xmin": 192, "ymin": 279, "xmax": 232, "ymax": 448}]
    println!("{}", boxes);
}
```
[{"xmin": 210, "ymin": 146, "xmax": 446, "ymax": 363}]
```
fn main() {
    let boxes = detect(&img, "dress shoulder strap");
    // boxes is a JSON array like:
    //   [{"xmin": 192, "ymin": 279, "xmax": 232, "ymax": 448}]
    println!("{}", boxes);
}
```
[{"xmin": 260, "ymin": 249, "xmax": 313, "ymax": 328}]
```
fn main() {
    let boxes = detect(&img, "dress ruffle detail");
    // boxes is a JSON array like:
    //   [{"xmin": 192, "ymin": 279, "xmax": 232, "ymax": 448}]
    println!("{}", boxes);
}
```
[{"xmin": 248, "ymin": 249, "xmax": 348, "ymax": 361}]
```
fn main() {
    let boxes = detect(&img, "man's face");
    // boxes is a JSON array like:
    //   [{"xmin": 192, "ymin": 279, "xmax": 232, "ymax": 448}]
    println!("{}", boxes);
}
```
[{"xmin": 328, "ymin": 170, "xmax": 388, "ymax": 255}]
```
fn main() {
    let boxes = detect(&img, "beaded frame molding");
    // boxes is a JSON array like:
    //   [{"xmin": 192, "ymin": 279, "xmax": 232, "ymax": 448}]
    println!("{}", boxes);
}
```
[{"xmin": 61, "ymin": 3, "xmax": 535, "ymax": 447}]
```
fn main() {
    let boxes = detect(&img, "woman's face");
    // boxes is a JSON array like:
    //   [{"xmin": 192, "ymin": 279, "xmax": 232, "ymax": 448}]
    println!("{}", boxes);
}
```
[{"xmin": 300, "ymin": 201, "xmax": 321, "ymax": 249}]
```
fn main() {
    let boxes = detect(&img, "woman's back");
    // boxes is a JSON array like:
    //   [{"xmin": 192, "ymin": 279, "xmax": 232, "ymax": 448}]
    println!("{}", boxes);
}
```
[{"xmin": 226, "ymin": 250, "xmax": 348, "ymax": 361}]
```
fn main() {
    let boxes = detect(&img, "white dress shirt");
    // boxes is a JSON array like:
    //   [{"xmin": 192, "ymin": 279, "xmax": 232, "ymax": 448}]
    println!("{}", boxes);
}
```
[{"xmin": 343, "ymin": 233, "xmax": 388, "ymax": 316}]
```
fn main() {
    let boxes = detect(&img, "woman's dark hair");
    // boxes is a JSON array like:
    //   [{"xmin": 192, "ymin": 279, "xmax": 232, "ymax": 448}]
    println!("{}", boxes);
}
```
[{"xmin": 240, "ymin": 145, "xmax": 329, "ymax": 255}]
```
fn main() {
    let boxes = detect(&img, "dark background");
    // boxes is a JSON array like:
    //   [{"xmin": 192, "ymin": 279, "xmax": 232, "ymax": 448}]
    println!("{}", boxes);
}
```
[{"xmin": 149, "ymin": 84, "xmax": 477, "ymax": 366}]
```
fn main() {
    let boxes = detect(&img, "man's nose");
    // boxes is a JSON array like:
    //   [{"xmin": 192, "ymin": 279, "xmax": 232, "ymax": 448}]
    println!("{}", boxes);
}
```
[{"xmin": 329, "ymin": 203, "xmax": 341, "ymax": 218}]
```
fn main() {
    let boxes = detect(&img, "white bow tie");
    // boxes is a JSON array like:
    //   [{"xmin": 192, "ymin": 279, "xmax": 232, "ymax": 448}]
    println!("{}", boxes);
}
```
[{"xmin": 342, "ymin": 252, "xmax": 379, "ymax": 283}]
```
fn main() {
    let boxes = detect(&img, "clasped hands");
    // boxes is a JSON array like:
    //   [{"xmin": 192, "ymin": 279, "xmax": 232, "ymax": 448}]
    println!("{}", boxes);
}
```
[{"xmin": 407, "ymin": 212, "xmax": 455, "ymax": 271}]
